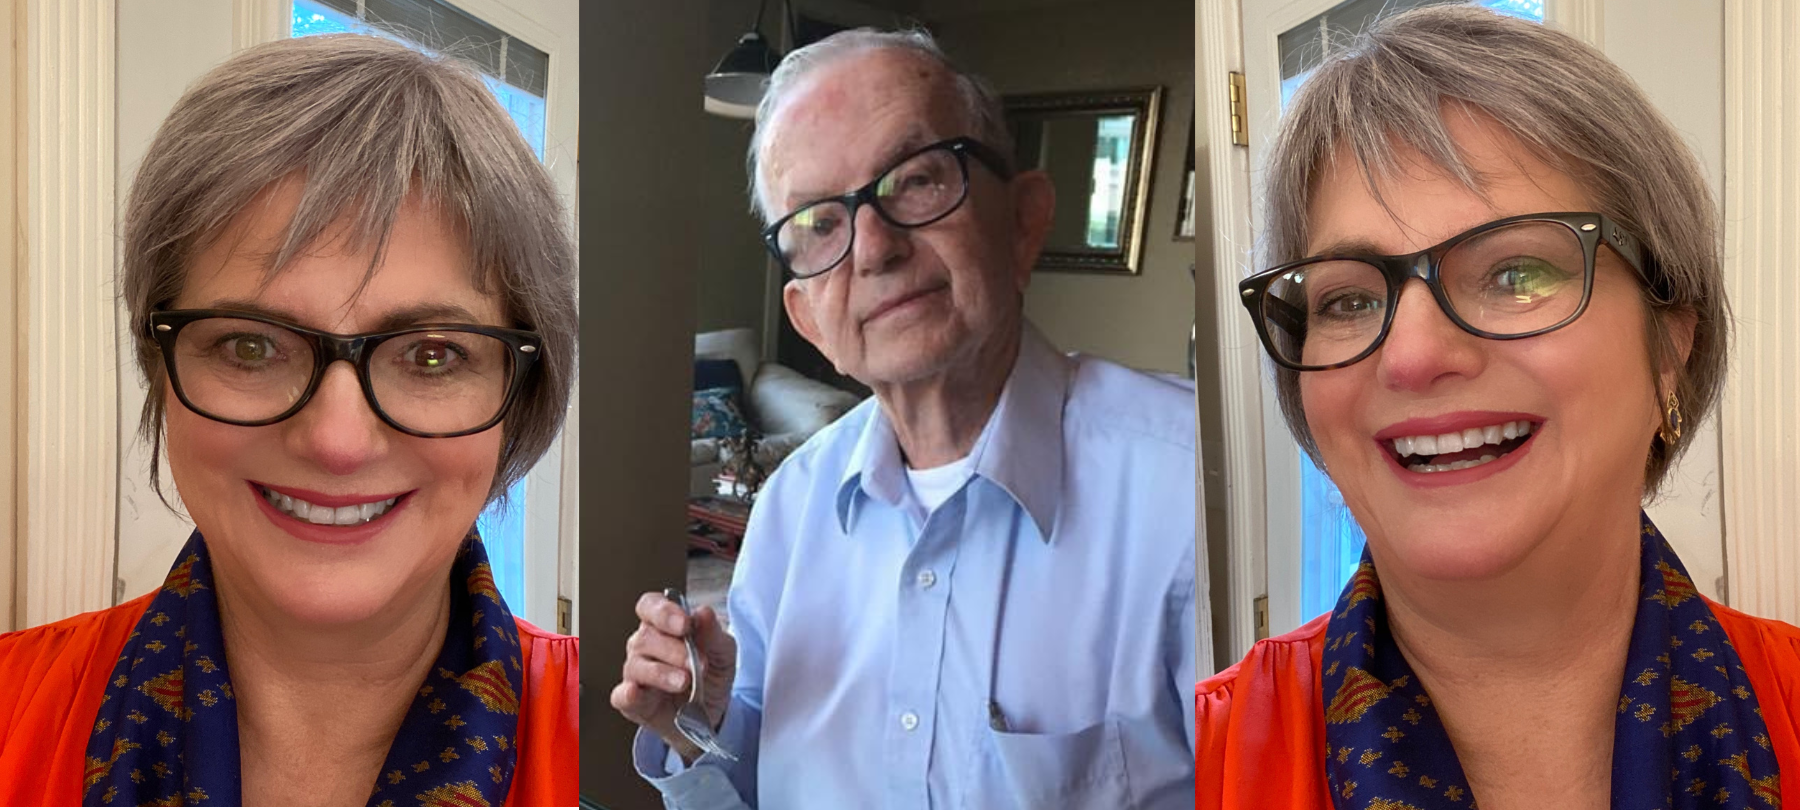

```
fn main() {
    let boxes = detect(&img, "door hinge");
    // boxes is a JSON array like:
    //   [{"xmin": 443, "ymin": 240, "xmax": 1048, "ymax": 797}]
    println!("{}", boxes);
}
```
[
  {"xmin": 1253, "ymin": 594, "xmax": 1269, "ymax": 640},
  {"xmin": 1229, "ymin": 71, "xmax": 1249, "ymax": 147},
  {"xmin": 556, "ymin": 596, "xmax": 572, "ymax": 635}
]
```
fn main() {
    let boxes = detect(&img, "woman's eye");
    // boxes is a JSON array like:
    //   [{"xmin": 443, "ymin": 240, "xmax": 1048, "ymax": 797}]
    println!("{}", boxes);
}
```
[
  {"xmin": 403, "ymin": 340, "xmax": 465, "ymax": 372},
  {"xmin": 224, "ymin": 335, "xmax": 278, "ymax": 364},
  {"xmin": 1314, "ymin": 289, "xmax": 1385, "ymax": 319},
  {"xmin": 1489, "ymin": 259, "xmax": 1572, "ymax": 301}
]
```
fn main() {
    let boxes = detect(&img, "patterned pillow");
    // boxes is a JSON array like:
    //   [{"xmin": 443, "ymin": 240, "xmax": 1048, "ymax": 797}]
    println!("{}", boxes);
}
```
[{"xmin": 692, "ymin": 387, "xmax": 749, "ymax": 440}]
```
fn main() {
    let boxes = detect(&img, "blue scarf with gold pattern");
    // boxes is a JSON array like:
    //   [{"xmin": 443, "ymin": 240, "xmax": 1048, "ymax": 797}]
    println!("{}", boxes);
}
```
[
  {"xmin": 82, "ymin": 530, "xmax": 525, "ymax": 806},
  {"xmin": 1322, "ymin": 513, "xmax": 1782, "ymax": 809}
]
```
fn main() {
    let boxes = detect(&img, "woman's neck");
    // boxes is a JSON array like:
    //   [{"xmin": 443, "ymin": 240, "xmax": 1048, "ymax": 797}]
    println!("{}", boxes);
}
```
[
  {"xmin": 1373, "ymin": 503, "xmax": 1644, "ymax": 810},
  {"xmin": 217, "ymin": 568, "xmax": 451, "ymax": 806}
]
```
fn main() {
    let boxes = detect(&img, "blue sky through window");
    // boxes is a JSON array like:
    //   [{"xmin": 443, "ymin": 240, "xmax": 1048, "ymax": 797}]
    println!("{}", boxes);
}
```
[{"xmin": 292, "ymin": 0, "xmax": 544, "ymax": 614}]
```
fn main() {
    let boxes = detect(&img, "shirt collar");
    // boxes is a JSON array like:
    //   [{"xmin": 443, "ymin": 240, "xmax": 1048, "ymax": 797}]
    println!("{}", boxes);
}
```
[{"xmin": 835, "ymin": 321, "xmax": 1071, "ymax": 542}]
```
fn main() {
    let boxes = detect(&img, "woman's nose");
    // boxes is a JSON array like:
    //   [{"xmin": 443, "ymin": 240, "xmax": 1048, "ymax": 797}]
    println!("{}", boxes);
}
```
[
  {"xmin": 1373, "ymin": 279, "xmax": 1488, "ymax": 392},
  {"xmin": 283, "ymin": 362, "xmax": 387, "ymax": 476}
]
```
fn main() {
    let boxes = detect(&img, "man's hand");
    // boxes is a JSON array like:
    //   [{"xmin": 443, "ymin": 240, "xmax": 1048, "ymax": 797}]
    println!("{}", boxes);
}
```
[{"xmin": 611, "ymin": 590, "xmax": 738, "ymax": 763}]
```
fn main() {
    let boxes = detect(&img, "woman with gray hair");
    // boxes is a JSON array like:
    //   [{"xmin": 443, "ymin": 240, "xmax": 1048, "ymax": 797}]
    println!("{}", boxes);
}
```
[
  {"xmin": 1196, "ymin": 6, "xmax": 1796, "ymax": 809},
  {"xmin": 0, "ymin": 34, "xmax": 577, "ymax": 805}
]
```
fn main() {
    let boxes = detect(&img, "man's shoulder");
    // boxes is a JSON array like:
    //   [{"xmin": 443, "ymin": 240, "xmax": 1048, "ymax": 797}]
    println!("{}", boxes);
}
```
[{"xmin": 1063, "ymin": 354, "xmax": 1196, "ymax": 453}]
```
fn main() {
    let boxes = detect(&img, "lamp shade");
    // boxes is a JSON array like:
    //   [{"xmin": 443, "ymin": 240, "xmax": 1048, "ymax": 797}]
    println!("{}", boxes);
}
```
[{"xmin": 704, "ymin": 31, "xmax": 782, "ymax": 119}]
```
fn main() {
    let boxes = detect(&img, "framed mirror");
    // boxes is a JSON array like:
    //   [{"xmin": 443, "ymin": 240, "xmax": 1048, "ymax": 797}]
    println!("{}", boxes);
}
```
[{"xmin": 1004, "ymin": 87, "xmax": 1162, "ymax": 274}]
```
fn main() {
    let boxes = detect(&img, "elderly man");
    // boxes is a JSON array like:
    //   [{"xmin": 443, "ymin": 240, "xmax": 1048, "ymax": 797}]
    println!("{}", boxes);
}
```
[{"xmin": 611, "ymin": 29, "xmax": 1197, "ymax": 809}]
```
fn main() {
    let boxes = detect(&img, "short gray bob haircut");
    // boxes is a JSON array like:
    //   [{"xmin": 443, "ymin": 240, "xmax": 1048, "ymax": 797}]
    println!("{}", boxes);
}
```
[
  {"xmin": 1261, "ymin": 4, "xmax": 1725, "ymax": 498},
  {"xmin": 123, "ymin": 33, "xmax": 578, "ymax": 505},
  {"xmin": 747, "ymin": 27, "xmax": 1014, "ymax": 223}
]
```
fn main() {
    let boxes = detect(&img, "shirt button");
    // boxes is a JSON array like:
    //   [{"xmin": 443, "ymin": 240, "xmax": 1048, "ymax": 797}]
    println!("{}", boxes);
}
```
[
  {"xmin": 900, "ymin": 711, "xmax": 920, "ymax": 731},
  {"xmin": 916, "ymin": 569, "xmax": 937, "ymax": 589}
]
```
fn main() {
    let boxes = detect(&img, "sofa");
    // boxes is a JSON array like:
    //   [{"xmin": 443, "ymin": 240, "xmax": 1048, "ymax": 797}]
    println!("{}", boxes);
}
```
[{"xmin": 691, "ymin": 328, "xmax": 863, "ymax": 497}]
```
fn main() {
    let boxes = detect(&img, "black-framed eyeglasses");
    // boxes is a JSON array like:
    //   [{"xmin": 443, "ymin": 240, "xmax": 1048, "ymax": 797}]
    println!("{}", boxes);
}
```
[
  {"xmin": 761, "ymin": 136, "xmax": 1014, "ymax": 279},
  {"xmin": 148, "ymin": 309, "xmax": 543, "ymax": 438},
  {"xmin": 1237, "ymin": 212, "xmax": 1658, "ymax": 371}
]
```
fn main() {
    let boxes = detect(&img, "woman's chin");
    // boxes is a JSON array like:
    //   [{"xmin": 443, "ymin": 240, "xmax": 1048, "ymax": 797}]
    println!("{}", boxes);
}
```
[{"xmin": 1373, "ymin": 517, "xmax": 1547, "ymax": 582}]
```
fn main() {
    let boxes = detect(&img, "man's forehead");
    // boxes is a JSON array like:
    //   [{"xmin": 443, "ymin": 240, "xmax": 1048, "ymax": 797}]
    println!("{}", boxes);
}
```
[{"xmin": 759, "ymin": 50, "xmax": 972, "ymax": 203}]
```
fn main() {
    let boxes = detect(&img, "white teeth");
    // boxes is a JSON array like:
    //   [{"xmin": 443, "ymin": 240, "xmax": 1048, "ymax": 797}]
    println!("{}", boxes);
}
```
[
  {"xmin": 1407, "ymin": 453, "xmax": 1501, "ymax": 474},
  {"xmin": 260, "ymin": 486, "xmax": 397, "ymax": 526},
  {"xmin": 1390, "ymin": 420, "xmax": 1538, "ymax": 461}
]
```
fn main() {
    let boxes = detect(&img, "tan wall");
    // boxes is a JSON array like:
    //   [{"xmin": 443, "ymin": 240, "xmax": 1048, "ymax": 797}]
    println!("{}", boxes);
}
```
[{"xmin": 934, "ymin": 0, "xmax": 1196, "ymax": 374}]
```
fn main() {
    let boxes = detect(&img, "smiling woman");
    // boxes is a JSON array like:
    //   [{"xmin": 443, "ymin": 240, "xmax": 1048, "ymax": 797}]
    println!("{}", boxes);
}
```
[
  {"xmin": 0, "ymin": 34, "xmax": 577, "ymax": 806},
  {"xmin": 1196, "ymin": 6, "xmax": 1799, "ymax": 810}
]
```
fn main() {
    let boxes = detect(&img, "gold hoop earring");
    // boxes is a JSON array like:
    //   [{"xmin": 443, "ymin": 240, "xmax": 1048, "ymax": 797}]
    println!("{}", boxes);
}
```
[{"xmin": 1659, "ymin": 392, "xmax": 1683, "ymax": 444}]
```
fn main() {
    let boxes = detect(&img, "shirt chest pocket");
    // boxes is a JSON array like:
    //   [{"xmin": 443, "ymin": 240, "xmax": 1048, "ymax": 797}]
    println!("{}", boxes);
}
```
[{"xmin": 962, "ymin": 717, "xmax": 1132, "ymax": 810}]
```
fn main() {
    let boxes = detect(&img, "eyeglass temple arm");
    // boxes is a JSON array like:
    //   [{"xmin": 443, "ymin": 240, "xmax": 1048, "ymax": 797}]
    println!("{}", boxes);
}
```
[
  {"xmin": 1263, "ymin": 292, "xmax": 1307, "ymax": 338},
  {"xmin": 1599, "ymin": 220, "xmax": 1672, "ymax": 304}
]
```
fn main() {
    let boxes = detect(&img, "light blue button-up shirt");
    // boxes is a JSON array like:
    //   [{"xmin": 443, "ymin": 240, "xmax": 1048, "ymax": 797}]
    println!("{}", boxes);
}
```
[{"xmin": 634, "ymin": 323, "xmax": 1198, "ymax": 809}]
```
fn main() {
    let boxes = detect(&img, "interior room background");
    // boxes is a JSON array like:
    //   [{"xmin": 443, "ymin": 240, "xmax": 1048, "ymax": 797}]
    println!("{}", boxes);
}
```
[{"xmin": 583, "ymin": 0, "xmax": 1200, "ymax": 806}]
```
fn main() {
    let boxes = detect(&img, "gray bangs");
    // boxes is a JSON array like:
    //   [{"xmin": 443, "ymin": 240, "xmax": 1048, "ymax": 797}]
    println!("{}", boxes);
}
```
[{"xmin": 1261, "ymin": 4, "xmax": 1726, "ymax": 497}]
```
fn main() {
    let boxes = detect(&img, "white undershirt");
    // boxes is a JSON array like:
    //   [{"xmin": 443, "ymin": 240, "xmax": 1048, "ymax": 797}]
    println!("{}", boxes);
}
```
[{"xmin": 904, "ymin": 455, "xmax": 974, "ymax": 524}]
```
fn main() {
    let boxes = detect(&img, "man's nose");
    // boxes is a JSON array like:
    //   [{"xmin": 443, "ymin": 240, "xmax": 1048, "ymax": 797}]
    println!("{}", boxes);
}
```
[{"xmin": 850, "ymin": 202, "xmax": 911, "ymax": 276}]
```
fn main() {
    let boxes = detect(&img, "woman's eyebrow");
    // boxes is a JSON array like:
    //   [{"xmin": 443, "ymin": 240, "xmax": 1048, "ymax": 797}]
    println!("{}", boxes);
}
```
[
  {"xmin": 371, "ymin": 303, "xmax": 487, "ymax": 330},
  {"xmin": 1305, "ymin": 237, "xmax": 1389, "ymax": 257},
  {"xmin": 196, "ymin": 299, "xmax": 488, "ymax": 331}
]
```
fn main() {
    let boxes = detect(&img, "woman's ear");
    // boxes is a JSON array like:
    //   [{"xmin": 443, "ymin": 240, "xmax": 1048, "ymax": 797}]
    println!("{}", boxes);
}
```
[{"xmin": 1657, "ymin": 307, "xmax": 1699, "ymax": 398}]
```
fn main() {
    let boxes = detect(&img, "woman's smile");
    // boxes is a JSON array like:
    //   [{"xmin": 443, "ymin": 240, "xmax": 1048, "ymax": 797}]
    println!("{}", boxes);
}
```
[
  {"xmin": 248, "ymin": 481, "xmax": 414, "ymax": 545},
  {"xmin": 1371, "ymin": 410, "xmax": 1545, "ymax": 487}
]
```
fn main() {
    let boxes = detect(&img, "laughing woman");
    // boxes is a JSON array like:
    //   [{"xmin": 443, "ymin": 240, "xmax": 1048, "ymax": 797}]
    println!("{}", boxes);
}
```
[
  {"xmin": 1196, "ymin": 7, "xmax": 1798, "ymax": 810},
  {"xmin": 0, "ymin": 35, "xmax": 577, "ymax": 806}
]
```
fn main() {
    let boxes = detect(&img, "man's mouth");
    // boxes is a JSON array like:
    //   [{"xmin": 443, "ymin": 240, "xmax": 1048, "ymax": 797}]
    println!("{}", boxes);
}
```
[
  {"xmin": 863, "ymin": 283, "xmax": 948, "ymax": 324},
  {"xmin": 1385, "ymin": 419, "xmax": 1539, "ymax": 474},
  {"xmin": 256, "ymin": 484, "xmax": 401, "ymax": 526}
]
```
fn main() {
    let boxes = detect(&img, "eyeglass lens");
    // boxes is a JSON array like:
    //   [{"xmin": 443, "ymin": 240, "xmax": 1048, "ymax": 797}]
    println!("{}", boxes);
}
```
[
  {"xmin": 773, "ymin": 145, "xmax": 967, "ymax": 277},
  {"xmin": 169, "ymin": 317, "xmax": 515, "ymax": 434},
  {"xmin": 1259, "ymin": 221, "xmax": 1588, "ymax": 368}
]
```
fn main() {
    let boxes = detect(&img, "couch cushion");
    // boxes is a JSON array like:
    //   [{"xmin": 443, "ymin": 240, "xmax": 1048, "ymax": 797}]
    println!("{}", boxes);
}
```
[
  {"xmin": 694, "ymin": 328, "xmax": 760, "ymax": 385},
  {"xmin": 691, "ymin": 387, "xmax": 749, "ymax": 440},
  {"xmin": 749, "ymin": 363, "xmax": 862, "ymax": 436},
  {"xmin": 694, "ymin": 357, "xmax": 745, "ymax": 393}
]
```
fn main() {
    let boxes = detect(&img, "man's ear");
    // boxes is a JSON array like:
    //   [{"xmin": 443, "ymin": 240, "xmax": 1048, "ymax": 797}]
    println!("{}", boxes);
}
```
[
  {"xmin": 1008, "ymin": 169, "xmax": 1056, "ymax": 292},
  {"xmin": 782, "ymin": 279, "xmax": 834, "ymax": 366}
]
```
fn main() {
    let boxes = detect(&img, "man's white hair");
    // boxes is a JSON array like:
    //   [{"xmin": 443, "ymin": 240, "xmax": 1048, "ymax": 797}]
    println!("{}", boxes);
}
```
[{"xmin": 747, "ymin": 28, "xmax": 1014, "ymax": 223}]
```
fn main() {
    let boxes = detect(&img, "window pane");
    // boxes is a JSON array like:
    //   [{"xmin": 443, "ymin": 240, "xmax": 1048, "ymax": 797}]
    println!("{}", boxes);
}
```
[{"xmin": 291, "ymin": 0, "xmax": 547, "ymax": 158}]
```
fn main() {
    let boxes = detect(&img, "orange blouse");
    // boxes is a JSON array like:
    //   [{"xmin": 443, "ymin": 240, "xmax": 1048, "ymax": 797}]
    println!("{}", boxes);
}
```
[
  {"xmin": 1195, "ymin": 597, "xmax": 1800, "ymax": 809},
  {"xmin": 0, "ymin": 592, "xmax": 578, "ymax": 806}
]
